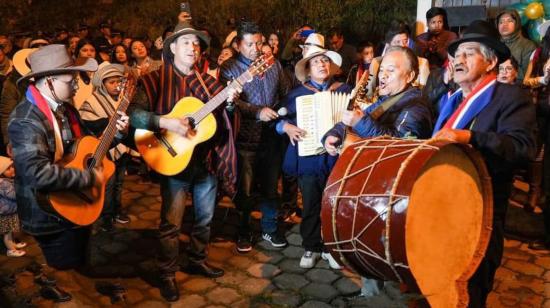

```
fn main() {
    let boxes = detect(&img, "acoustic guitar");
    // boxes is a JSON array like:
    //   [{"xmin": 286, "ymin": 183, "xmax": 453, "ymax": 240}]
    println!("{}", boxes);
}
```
[
  {"xmin": 43, "ymin": 74, "xmax": 136, "ymax": 226},
  {"xmin": 134, "ymin": 54, "xmax": 275, "ymax": 176}
]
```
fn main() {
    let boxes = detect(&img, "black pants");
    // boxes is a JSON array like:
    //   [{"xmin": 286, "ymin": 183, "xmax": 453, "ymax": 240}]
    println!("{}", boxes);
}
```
[
  {"xmin": 102, "ymin": 154, "xmax": 130, "ymax": 220},
  {"xmin": 34, "ymin": 227, "xmax": 91, "ymax": 270},
  {"xmin": 234, "ymin": 138, "xmax": 284, "ymax": 236},
  {"xmin": 298, "ymin": 174, "xmax": 326, "ymax": 252},
  {"xmin": 467, "ymin": 193, "xmax": 508, "ymax": 307}
]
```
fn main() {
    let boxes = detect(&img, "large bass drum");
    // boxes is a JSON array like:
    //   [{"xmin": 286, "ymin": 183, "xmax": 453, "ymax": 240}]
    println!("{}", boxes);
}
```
[{"xmin": 321, "ymin": 137, "xmax": 493, "ymax": 307}]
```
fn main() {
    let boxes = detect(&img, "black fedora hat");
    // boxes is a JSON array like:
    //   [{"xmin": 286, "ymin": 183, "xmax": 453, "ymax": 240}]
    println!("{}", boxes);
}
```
[{"xmin": 448, "ymin": 20, "xmax": 510, "ymax": 63}]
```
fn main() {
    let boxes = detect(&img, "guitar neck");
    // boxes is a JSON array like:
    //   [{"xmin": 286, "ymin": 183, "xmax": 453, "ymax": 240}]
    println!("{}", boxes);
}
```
[
  {"xmin": 191, "ymin": 71, "xmax": 253, "ymax": 123},
  {"xmin": 90, "ymin": 86, "xmax": 133, "ymax": 169}
]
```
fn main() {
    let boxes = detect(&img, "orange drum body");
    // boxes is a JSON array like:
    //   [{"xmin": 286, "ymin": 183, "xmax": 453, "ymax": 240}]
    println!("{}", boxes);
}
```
[{"xmin": 321, "ymin": 137, "xmax": 493, "ymax": 307}]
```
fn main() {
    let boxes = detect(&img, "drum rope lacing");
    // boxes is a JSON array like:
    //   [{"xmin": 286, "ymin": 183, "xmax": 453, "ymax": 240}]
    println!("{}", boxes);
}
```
[{"xmin": 325, "ymin": 136, "xmax": 440, "ymax": 282}]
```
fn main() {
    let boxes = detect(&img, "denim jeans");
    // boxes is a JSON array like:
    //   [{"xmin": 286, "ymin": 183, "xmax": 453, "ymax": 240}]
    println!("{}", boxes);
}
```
[
  {"xmin": 34, "ymin": 227, "xmax": 91, "ymax": 270},
  {"xmin": 234, "ymin": 144, "xmax": 282, "ymax": 236},
  {"xmin": 157, "ymin": 163, "xmax": 217, "ymax": 277}
]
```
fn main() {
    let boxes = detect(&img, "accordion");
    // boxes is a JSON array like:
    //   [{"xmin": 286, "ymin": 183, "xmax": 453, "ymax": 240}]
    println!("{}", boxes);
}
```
[{"xmin": 295, "ymin": 91, "xmax": 351, "ymax": 156}]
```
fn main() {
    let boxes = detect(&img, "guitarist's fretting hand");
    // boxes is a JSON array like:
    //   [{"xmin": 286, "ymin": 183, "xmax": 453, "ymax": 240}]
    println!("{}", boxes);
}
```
[
  {"xmin": 159, "ymin": 116, "xmax": 196, "ymax": 138},
  {"xmin": 115, "ymin": 111, "xmax": 130, "ymax": 134}
]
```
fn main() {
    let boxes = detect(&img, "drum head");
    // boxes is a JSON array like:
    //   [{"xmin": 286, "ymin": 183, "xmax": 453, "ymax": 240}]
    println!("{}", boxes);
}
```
[{"xmin": 406, "ymin": 144, "xmax": 492, "ymax": 307}]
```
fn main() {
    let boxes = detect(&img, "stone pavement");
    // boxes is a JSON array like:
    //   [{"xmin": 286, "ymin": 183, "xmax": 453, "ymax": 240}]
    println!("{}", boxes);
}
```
[{"xmin": 0, "ymin": 175, "xmax": 549, "ymax": 307}]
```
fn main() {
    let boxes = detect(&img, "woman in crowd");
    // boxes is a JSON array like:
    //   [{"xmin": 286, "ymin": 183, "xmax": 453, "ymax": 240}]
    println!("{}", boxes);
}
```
[
  {"xmin": 129, "ymin": 39, "xmax": 161, "ymax": 76},
  {"xmin": 75, "ymin": 38, "xmax": 97, "ymax": 60},
  {"xmin": 277, "ymin": 45, "xmax": 350, "ymax": 269}
]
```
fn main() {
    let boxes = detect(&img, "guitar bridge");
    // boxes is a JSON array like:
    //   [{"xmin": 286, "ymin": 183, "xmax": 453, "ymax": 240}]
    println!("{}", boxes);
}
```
[{"xmin": 154, "ymin": 132, "xmax": 178, "ymax": 157}]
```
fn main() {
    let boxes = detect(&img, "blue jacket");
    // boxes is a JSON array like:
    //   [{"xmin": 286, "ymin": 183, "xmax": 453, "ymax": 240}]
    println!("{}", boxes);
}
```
[
  {"xmin": 279, "ymin": 82, "xmax": 352, "ymax": 178},
  {"xmin": 220, "ymin": 55, "xmax": 291, "ymax": 151},
  {"xmin": 324, "ymin": 87, "xmax": 433, "ymax": 141}
]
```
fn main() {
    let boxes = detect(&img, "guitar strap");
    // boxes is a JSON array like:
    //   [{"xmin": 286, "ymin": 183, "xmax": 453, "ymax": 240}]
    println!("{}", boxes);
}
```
[{"xmin": 195, "ymin": 70, "xmax": 213, "ymax": 99}]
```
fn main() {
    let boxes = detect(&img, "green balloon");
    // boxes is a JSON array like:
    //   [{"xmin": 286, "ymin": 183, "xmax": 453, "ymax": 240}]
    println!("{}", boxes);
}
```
[
  {"xmin": 528, "ymin": 18, "xmax": 544, "ymax": 42},
  {"xmin": 508, "ymin": 3, "xmax": 530, "ymax": 25},
  {"xmin": 542, "ymin": 0, "xmax": 550, "ymax": 18},
  {"xmin": 524, "ymin": 0, "xmax": 540, "ymax": 3}
]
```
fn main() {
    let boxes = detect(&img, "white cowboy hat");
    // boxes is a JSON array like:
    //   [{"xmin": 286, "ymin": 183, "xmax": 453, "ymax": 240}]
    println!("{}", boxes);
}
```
[
  {"xmin": 294, "ymin": 45, "xmax": 342, "ymax": 83},
  {"xmin": 299, "ymin": 33, "xmax": 325, "ymax": 50}
]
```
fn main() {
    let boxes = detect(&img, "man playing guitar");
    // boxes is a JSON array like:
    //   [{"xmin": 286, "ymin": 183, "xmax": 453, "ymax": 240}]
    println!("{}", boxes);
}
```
[
  {"xmin": 8, "ymin": 44, "xmax": 129, "ymax": 302},
  {"xmin": 128, "ymin": 21, "xmax": 239, "ymax": 302}
]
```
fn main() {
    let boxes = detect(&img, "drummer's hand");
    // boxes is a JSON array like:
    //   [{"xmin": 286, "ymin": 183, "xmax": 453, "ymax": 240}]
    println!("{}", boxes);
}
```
[
  {"xmin": 342, "ymin": 109, "xmax": 363, "ymax": 127},
  {"xmin": 434, "ymin": 128, "xmax": 471, "ymax": 144},
  {"xmin": 324, "ymin": 135, "xmax": 340, "ymax": 156},
  {"xmin": 283, "ymin": 123, "xmax": 306, "ymax": 146}
]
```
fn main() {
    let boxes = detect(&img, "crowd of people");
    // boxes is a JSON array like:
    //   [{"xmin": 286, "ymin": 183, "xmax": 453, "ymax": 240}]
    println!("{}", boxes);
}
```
[{"xmin": 0, "ymin": 5, "xmax": 545, "ymax": 307}]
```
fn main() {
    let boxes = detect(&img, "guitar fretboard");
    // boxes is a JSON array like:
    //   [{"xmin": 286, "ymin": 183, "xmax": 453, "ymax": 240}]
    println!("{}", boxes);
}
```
[
  {"xmin": 90, "ymin": 77, "xmax": 135, "ymax": 170},
  {"xmin": 190, "ymin": 70, "xmax": 253, "ymax": 124}
]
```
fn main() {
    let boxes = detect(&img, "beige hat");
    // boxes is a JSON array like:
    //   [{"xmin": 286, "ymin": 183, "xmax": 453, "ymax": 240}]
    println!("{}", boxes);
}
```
[
  {"xmin": 294, "ymin": 45, "xmax": 342, "ymax": 83},
  {"xmin": 0, "ymin": 156, "xmax": 13, "ymax": 175},
  {"xmin": 17, "ymin": 44, "xmax": 98, "ymax": 85},
  {"xmin": 223, "ymin": 30, "xmax": 237, "ymax": 48},
  {"xmin": 92, "ymin": 61, "xmax": 125, "ymax": 88},
  {"xmin": 299, "ymin": 33, "xmax": 325, "ymax": 50},
  {"xmin": 12, "ymin": 48, "xmax": 37, "ymax": 76}
]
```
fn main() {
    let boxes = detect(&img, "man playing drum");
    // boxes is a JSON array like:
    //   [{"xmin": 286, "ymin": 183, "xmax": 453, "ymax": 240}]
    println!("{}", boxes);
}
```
[
  {"xmin": 323, "ymin": 45, "xmax": 433, "ymax": 296},
  {"xmin": 324, "ymin": 46, "xmax": 433, "ymax": 154},
  {"xmin": 433, "ymin": 20, "xmax": 536, "ymax": 306}
]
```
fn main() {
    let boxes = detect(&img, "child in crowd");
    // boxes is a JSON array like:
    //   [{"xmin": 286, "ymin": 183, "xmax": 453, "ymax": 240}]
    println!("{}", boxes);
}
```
[{"xmin": 0, "ymin": 155, "xmax": 26, "ymax": 257}]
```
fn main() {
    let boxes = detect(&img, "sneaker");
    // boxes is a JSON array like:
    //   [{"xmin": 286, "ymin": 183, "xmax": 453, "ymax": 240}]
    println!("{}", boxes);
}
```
[
  {"xmin": 236, "ymin": 235, "xmax": 252, "ymax": 253},
  {"xmin": 7, "ymin": 249, "xmax": 26, "ymax": 257},
  {"xmin": 261, "ymin": 232, "xmax": 288, "ymax": 248},
  {"xmin": 115, "ymin": 213, "xmax": 131, "ymax": 224},
  {"xmin": 300, "ymin": 251, "xmax": 320, "ymax": 268},
  {"xmin": 322, "ymin": 252, "xmax": 342, "ymax": 270}
]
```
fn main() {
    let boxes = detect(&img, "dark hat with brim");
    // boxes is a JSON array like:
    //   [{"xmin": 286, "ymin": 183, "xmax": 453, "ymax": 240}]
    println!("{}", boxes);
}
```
[
  {"xmin": 448, "ymin": 20, "xmax": 510, "ymax": 63},
  {"xmin": 162, "ymin": 22, "xmax": 210, "ymax": 59},
  {"xmin": 17, "ymin": 44, "xmax": 98, "ymax": 85}
]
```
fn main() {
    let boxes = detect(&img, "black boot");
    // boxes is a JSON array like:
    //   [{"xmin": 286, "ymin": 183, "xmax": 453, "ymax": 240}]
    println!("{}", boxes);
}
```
[
  {"xmin": 159, "ymin": 277, "xmax": 179, "ymax": 302},
  {"xmin": 40, "ymin": 285, "xmax": 72, "ymax": 303}
]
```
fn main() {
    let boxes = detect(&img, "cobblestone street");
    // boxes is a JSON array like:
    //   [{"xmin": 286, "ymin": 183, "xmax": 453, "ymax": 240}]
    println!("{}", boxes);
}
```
[{"xmin": 0, "ymin": 175, "xmax": 549, "ymax": 307}]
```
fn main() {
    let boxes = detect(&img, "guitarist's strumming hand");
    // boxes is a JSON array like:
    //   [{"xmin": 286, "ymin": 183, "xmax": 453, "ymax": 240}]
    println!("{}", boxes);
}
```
[
  {"xmin": 159, "ymin": 117, "xmax": 196, "ymax": 138},
  {"xmin": 116, "ymin": 111, "xmax": 130, "ymax": 134},
  {"xmin": 324, "ymin": 136, "xmax": 340, "ymax": 156},
  {"xmin": 283, "ymin": 123, "xmax": 306, "ymax": 146},
  {"xmin": 258, "ymin": 107, "xmax": 278, "ymax": 122},
  {"xmin": 90, "ymin": 165, "xmax": 105, "ymax": 199}
]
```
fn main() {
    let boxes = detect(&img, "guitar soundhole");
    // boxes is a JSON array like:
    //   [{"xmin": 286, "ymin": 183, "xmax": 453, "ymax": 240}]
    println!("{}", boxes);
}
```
[{"xmin": 84, "ymin": 154, "xmax": 96, "ymax": 170}]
